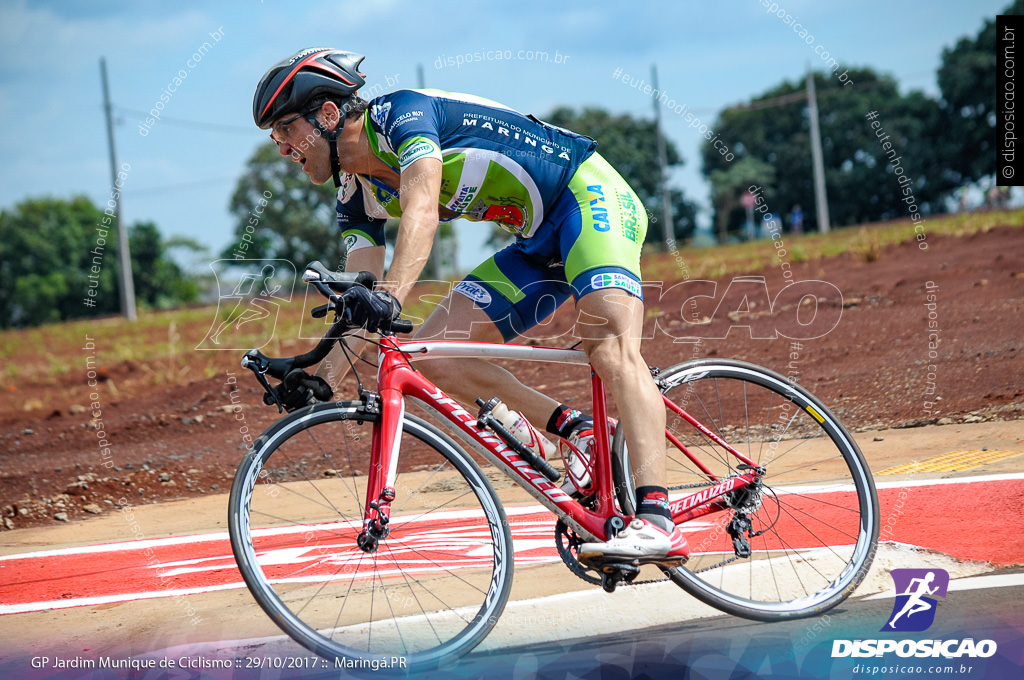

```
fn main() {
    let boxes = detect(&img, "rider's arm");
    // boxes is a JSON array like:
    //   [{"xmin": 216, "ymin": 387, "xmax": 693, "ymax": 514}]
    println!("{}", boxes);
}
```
[
  {"xmin": 315, "ymin": 176, "xmax": 389, "ymax": 387},
  {"xmin": 382, "ymin": 156, "xmax": 442, "ymax": 306},
  {"xmin": 314, "ymin": 244, "xmax": 387, "ymax": 388}
]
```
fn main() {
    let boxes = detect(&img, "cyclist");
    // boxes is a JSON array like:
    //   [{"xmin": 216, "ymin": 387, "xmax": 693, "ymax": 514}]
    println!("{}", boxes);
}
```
[{"xmin": 252, "ymin": 47, "xmax": 688, "ymax": 565}]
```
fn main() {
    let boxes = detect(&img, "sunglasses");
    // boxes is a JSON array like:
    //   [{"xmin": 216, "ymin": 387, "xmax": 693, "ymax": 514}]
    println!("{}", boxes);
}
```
[{"xmin": 269, "ymin": 112, "xmax": 306, "ymax": 144}]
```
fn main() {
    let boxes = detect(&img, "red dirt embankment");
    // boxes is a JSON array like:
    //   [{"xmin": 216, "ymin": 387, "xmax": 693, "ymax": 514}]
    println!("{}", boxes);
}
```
[{"xmin": 1, "ymin": 224, "xmax": 1021, "ymax": 529}]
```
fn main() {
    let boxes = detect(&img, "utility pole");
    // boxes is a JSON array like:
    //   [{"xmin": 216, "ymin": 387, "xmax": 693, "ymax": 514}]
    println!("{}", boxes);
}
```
[
  {"xmin": 418, "ymin": 62, "xmax": 444, "ymax": 279},
  {"xmin": 100, "ymin": 57, "xmax": 137, "ymax": 320},
  {"xmin": 651, "ymin": 64, "xmax": 675, "ymax": 250},
  {"xmin": 806, "ymin": 69, "xmax": 831, "ymax": 233}
]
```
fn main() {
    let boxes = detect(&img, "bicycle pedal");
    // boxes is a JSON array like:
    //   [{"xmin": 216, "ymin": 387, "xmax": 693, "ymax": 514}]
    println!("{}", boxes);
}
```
[
  {"xmin": 577, "ymin": 553, "xmax": 639, "ymax": 571},
  {"xmin": 646, "ymin": 555, "xmax": 689, "ymax": 568},
  {"xmin": 600, "ymin": 562, "xmax": 640, "ymax": 575},
  {"xmin": 595, "ymin": 562, "xmax": 641, "ymax": 593}
]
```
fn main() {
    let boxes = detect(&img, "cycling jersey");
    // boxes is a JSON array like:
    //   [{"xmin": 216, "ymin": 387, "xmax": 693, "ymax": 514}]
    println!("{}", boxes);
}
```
[
  {"xmin": 337, "ymin": 89, "xmax": 597, "ymax": 248},
  {"xmin": 337, "ymin": 89, "xmax": 648, "ymax": 340}
]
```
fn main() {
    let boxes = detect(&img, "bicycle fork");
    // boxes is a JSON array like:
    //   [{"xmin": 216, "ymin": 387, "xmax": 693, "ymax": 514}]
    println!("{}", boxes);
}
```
[
  {"xmin": 357, "ymin": 485, "xmax": 395, "ymax": 553},
  {"xmin": 357, "ymin": 386, "xmax": 404, "ymax": 554}
]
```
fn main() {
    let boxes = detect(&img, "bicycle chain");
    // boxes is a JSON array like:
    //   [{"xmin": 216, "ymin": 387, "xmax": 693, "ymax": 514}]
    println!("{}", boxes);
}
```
[
  {"xmin": 556, "ymin": 476, "xmax": 757, "ymax": 586},
  {"xmin": 636, "ymin": 478, "xmax": 747, "ymax": 580},
  {"xmin": 557, "ymin": 475, "xmax": 749, "ymax": 585}
]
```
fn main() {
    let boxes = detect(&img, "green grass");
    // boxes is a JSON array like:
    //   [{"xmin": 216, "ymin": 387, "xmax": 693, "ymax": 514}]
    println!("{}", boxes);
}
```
[
  {"xmin": 644, "ymin": 208, "xmax": 1022, "ymax": 281},
  {"xmin": 2, "ymin": 208, "xmax": 1021, "ymax": 393}
]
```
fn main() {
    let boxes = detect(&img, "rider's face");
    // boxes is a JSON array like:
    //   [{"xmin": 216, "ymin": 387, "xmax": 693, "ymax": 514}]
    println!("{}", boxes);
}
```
[{"xmin": 271, "ymin": 103, "xmax": 340, "ymax": 186}]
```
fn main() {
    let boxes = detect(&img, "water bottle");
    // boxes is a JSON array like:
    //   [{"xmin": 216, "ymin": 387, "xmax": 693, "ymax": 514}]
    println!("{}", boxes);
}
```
[{"xmin": 490, "ymin": 401, "xmax": 556, "ymax": 460}]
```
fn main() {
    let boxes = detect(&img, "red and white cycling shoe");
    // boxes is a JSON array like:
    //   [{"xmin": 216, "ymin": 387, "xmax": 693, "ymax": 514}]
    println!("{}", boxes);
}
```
[{"xmin": 578, "ymin": 518, "xmax": 690, "ymax": 566}]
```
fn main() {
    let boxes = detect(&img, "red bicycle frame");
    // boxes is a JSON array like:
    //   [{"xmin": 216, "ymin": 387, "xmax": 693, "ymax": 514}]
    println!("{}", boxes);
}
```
[{"xmin": 360, "ymin": 336, "xmax": 760, "ymax": 543}]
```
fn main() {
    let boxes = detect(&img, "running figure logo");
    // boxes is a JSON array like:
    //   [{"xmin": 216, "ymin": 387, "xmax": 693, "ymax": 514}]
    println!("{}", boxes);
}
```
[
  {"xmin": 197, "ymin": 260, "xmax": 296, "ymax": 351},
  {"xmin": 881, "ymin": 568, "xmax": 949, "ymax": 632}
]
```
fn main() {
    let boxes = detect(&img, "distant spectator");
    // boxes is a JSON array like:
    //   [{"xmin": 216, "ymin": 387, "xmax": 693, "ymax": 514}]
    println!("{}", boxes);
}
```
[
  {"xmin": 790, "ymin": 204, "xmax": 804, "ymax": 234},
  {"xmin": 956, "ymin": 188, "xmax": 969, "ymax": 213},
  {"xmin": 986, "ymin": 185, "xmax": 1009, "ymax": 210}
]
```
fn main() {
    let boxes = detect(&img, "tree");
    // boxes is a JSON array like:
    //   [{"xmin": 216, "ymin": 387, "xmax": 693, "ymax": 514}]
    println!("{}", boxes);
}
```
[
  {"xmin": 224, "ymin": 142, "xmax": 343, "ymax": 269},
  {"xmin": 702, "ymin": 69, "xmax": 957, "ymax": 236},
  {"xmin": 937, "ymin": 0, "xmax": 1023, "ymax": 185},
  {"xmin": 0, "ymin": 196, "xmax": 114, "ymax": 326},
  {"xmin": 544, "ymin": 107, "xmax": 698, "ymax": 248},
  {"xmin": 0, "ymin": 197, "xmax": 198, "ymax": 328},
  {"xmin": 129, "ymin": 222, "xmax": 202, "ymax": 309},
  {"xmin": 709, "ymin": 157, "xmax": 776, "ymax": 243}
]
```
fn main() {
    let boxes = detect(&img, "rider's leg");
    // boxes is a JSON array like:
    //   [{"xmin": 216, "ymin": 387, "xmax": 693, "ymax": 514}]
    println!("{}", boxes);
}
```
[
  {"xmin": 413, "ymin": 288, "xmax": 561, "ymax": 428},
  {"xmin": 575, "ymin": 290, "xmax": 667, "ymax": 508},
  {"xmin": 575, "ymin": 288, "xmax": 688, "ymax": 563}
]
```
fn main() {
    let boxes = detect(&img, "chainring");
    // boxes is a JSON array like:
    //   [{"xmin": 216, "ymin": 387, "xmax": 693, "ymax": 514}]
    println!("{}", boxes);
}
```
[{"xmin": 554, "ymin": 519, "xmax": 603, "ymax": 585}]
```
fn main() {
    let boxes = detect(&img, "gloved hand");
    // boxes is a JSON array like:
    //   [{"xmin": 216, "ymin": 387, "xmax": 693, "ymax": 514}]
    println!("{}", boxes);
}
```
[
  {"xmin": 267, "ymin": 368, "xmax": 334, "ymax": 412},
  {"xmin": 341, "ymin": 285, "xmax": 402, "ymax": 332}
]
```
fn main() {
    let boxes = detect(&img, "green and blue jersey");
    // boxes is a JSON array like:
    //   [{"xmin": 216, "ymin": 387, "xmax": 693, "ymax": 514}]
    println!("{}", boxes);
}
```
[
  {"xmin": 336, "ymin": 89, "xmax": 649, "ymax": 341},
  {"xmin": 337, "ymin": 89, "xmax": 596, "ymax": 246}
]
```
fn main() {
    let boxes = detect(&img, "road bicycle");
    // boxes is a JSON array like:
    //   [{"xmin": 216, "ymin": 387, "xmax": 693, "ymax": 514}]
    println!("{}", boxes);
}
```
[{"xmin": 228, "ymin": 262, "xmax": 880, "ymax": 672}]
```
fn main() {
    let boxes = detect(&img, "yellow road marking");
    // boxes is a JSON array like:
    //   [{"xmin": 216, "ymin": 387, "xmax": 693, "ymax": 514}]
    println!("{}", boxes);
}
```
[{"xmin": 879, "ymin": 449, "xmax": 1024, "ymax": 475}]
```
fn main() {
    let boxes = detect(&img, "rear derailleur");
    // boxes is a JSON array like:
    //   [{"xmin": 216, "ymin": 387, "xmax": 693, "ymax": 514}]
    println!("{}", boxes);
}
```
[{"xmin": 724, "ymin": 465, "xmax": 770, "ymax": 559}]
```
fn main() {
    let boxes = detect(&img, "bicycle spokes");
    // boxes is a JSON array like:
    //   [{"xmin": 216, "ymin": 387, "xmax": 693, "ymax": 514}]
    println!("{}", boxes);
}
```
[{"xmin": 652, "ymin": 360, "xmax": 878, "ymax": 620}]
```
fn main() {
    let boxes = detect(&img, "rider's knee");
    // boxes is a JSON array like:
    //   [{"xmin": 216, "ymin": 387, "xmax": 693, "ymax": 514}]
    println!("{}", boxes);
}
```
[{"xmin": 582, "ymin": 334, "xmax": 643, "ymax": 376}]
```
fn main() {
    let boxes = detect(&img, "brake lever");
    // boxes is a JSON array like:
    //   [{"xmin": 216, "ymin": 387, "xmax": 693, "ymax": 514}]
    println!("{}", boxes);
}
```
[
  {"xmin": 311, "ymin": 302, "xmax": 336, "ymax": 319},
  {"xmin": 242, "ymin": 353, "xmax": 285, "ymax": 413}
]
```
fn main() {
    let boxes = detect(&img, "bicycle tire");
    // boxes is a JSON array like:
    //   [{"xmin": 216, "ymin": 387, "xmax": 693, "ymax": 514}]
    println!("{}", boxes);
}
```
[
  {"xmin": 228, "ymin": 401, "xmax": 514, "ymax": 671},
  {"xmin": 614, "ymin": 359, "xmax": 879, "ymax": 620}
]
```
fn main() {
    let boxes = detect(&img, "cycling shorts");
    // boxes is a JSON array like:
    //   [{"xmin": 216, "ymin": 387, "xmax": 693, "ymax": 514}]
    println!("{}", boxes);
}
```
[
  {"xmin": 341, "ymin": 152, "xmax": 648, "ymax": 341},
  {"xmin": 461, "ymin": 153, "xmax": 647, "ymax": 340}
]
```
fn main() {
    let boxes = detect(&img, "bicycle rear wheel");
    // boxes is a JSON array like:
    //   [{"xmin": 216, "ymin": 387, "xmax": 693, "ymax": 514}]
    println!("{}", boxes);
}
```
[
  {"xmin": 228, "ymin": 401, "xmax": 513, "ymax": 671},
  {"xmin": 617, "ymin": 359, "xmax": 878, "ymax": 620}
]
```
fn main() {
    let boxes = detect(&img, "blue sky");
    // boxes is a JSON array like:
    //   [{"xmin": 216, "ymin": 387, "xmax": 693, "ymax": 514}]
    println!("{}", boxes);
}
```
[{"xmin": 0, "ymin": 0, "xmax": 1004, "ymax": 272}]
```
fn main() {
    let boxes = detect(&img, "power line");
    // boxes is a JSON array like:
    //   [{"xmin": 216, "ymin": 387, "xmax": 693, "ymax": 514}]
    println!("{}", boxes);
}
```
[
  {"xmin": 132, "ymin": 176, "xmax": 239, "ymax": 196},
  {"xmin": 723, "ymin": 74, "xmax": 940, "ymax": 114},
  {"xmin": 114, "ymin": 106, "xmax": 253, "ymax": 134}
]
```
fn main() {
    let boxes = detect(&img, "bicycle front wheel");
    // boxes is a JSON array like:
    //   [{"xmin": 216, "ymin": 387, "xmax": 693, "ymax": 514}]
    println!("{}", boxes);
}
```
[
  {"xmin": 630, "ymin": 359, "xmax": 879, "ymax": 620},
  {"xmin": 228, "ymin": 402, "xmax": 513, "ymax": 671}
]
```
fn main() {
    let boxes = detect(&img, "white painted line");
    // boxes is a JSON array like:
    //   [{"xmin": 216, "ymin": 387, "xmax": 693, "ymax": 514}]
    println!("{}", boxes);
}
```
[
  {"xmin": 872, "ymin": 472, "xmax": 1024, "ymax": 490},
  {"xmin": 5, "ymin": 473, "xmax": 1022, "ymax": 563},
  {"xmin": 0, "ymin": 581, "xmax": 247, "ymax": 616},
  {"xmin": 0, "ymin": 530, "xmax": 232, "ymax": 562}
]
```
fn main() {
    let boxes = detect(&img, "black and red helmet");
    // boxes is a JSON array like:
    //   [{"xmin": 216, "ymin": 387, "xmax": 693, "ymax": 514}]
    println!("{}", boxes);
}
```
[{"xmin": 253, "ymin": 48, "xmax": 366, "ymax": 128}]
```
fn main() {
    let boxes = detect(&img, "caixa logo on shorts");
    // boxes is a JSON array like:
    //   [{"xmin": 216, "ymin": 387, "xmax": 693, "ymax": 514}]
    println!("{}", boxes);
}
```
[{"xmin": 831, "ymin": 568, "xmax": 998, "ymax": 659}]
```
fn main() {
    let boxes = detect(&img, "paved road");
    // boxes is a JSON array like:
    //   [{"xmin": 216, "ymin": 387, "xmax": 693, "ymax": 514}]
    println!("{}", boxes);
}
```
[
  {"xmin": 1, "ymin": 422, "xmax": 1022, "ymax": 680},
  {"xmin": 414, "ymin": 571, "xmax": 1024, "ymax": 680}
]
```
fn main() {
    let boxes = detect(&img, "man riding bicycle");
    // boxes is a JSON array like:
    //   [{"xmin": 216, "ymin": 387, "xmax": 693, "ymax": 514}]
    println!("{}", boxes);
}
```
[{"xmin": 252, "ymin": 47, "xmax": 688, "ymax": 564}]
